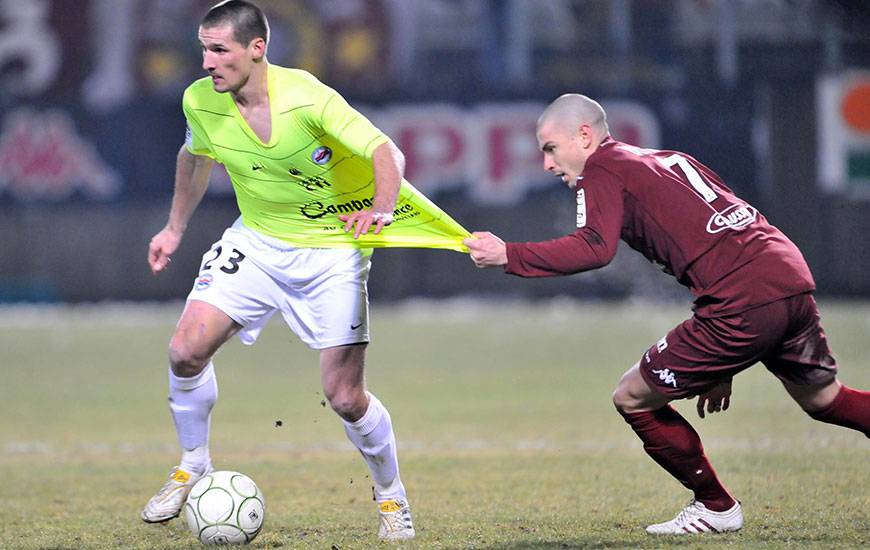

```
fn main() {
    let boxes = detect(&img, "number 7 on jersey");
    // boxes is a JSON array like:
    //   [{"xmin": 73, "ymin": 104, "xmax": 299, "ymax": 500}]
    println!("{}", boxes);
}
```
[{"xmin": 659, "ymin": 153, "xmax": 718, "ymax": 203}]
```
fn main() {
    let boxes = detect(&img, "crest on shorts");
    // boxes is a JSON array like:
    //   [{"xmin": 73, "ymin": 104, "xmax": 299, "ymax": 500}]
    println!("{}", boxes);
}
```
[
  {"xmin": 311, "ymin": 146, "xmax": 332, "ymax": 165},
  {"xmin": 194, "ymin": 273, "xmax": 213, "ymax": 290}
]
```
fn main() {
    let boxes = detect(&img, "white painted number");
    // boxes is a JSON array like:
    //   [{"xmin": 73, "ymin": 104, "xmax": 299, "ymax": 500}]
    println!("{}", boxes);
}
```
[{"xmin": 660, "ymin": 154, "xmax": 717, "ymax": 203}]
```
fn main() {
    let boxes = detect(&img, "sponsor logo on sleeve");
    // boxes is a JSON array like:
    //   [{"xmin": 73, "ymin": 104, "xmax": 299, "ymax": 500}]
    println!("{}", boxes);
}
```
[
  {"xmin": 706, "ymin": 204, "xmax": 758, "ymax": 234},
  {"xmin": 576, "ymin": 188, "xmax": 587, "ymax": 228}
]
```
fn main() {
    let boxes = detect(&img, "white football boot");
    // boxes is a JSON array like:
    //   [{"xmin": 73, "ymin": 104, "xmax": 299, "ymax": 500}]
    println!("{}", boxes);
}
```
[
  {"xmin": 377, "ymin": 499, "xmax": 416, "ymax": 540},
  {"xmin": 141, "ymin": 466, "xmax": 210, "ymax": 523},
  {"xmin": 646, "ymin": 499, "xmax": 743, "ymax": 535}
]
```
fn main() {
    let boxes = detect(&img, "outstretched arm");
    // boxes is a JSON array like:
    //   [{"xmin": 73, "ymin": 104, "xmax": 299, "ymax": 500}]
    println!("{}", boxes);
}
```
[
  {"xmin": 148, "ymin": 146, "xmax": 214, "ymax": 274},
  {"xmin": 340, "ymin": 140, "xmax": 404, "ymax": 238}
]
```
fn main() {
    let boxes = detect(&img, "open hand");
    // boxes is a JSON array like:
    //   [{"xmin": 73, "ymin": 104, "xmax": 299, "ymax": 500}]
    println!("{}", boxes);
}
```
[
  {"xmin": 696, "ymin": 379, "xmax": 732, "ymax": 418},
  {"xmin": 339, "ymin": 210, "xmax": 393, "ymax": 239}
]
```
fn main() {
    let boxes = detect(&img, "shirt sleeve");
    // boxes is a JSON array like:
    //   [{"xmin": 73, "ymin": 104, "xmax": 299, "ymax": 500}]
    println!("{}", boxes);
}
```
[
  {"xmin": 317, "ymin": 88, "xmax": 389, "ymax": 159},
  {"xmin": 505, "ymin": 166, "xmax": 624, "ymax": 277},
  {"xmin": 182, "ymin": 92, "xmax": 216, "ymax": 159}
]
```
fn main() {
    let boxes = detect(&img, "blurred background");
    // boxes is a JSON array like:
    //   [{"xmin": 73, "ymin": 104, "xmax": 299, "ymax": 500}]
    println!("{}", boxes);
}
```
[{"xmin": 1, "ymin": 0, "xmax": 869, "ymax": 304}]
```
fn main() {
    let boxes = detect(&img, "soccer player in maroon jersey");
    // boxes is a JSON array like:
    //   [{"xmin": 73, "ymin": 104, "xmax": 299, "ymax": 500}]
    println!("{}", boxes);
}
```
[{"xmin": 464, "ymin": 94, "xmax": 870, "ymax": 535}]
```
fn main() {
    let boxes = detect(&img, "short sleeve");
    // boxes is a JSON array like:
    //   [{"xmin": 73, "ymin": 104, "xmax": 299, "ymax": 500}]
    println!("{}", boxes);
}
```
[
  {"xmin": 182, "ymin": 93, "xmax": 216, "ymax": 159},
  {"xmin": 317, "ymin": 88, "xmax": 389, "ymax": 159}
]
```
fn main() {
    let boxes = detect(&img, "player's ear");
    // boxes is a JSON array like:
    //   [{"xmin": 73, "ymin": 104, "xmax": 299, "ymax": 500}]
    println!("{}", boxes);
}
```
[
  {"xmin": 578, "ymin": 124, "xmax": 594, "ymax": 148},
  {"xmin": 250, "ymin": 37, "xmax": 266, "ymax": 60}
]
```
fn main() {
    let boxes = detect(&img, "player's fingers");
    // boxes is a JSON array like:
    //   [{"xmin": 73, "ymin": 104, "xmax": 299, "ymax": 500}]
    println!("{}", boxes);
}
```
[
  {"xmin": 697, "ymin": 398, "xmax": 706, "ymax": 418},
  {"xmin": 343, "ymin": 213, "xmax": 359, "ymax": 233},
  {"xmin": 723, "ymin": 395, "xmax": 730, "ymax": 411},
  {"xmin": 354, "ymin": 216, "xmax": 373, "ymax": 239},
  {"xmin": 373, "ymin": 218, "xmax": 387, "ymax": 235},
  {"xmin": 463, "ymin": 238, "xmax": 480, "ymax": 250}
]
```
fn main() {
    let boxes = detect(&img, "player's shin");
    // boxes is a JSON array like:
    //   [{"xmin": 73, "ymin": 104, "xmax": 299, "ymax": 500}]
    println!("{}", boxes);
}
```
[
  {"xmin": 168, "ymin": 361, "xmax": 218, "ymax": 474},
  {"xmin": 342, "ymin": 392, "xmax": 405, "ymax": 501},
  {"xmin": 618, "ymin": 405, "xmax": 736, "ymax": 512}
]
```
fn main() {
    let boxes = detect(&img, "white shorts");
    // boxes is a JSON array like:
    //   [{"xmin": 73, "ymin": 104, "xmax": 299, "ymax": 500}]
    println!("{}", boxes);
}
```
[{"xmin": 186, "ymin": 218, "xmax": 373, "ymax": 349}]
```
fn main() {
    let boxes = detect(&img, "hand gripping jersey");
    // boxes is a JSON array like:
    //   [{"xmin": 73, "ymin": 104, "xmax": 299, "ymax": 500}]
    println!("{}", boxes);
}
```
[
  {"xmin": 505, "ymin": 138, "xmax": 815, "ymax": 317},
  {"xmin": 183, "ymin": 65, "xmax": 468, "ymax": 251}
]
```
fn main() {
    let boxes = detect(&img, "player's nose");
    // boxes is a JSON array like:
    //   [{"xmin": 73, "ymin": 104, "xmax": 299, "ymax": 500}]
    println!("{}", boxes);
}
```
[
  {"xmin": 202, "ymin": 52, "xmax": 216, "ymax": 72},
  {"xmin": 543, "ymin": 154, "xmax": 556, "ymax": 172}
]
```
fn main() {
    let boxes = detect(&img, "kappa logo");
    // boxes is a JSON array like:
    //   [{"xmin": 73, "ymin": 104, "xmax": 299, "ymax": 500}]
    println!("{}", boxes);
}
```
[
  {"xmin": 706, "ymin": 204, "xmax": 757, "ymax": 234},
  {"xmin": 311, "ymin": 146, "xmax": 332, "ymax": 165},
  {"xmin": 652, "ymin": 368, "xmax": 678, "ymax": 388},
  {"xmin": 194, "ymin": 273, "xmax": 213, "ymax": 290}
]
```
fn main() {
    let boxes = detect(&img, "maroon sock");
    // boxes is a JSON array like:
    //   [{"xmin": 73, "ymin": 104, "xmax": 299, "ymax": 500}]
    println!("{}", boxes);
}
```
[
  {"xmin": 619, "ymin": 405, "xmax": 736, "ymax": 512},
  {"xmin": 808, "ymin": 386, "xmax": 870, "ymax": 438}
]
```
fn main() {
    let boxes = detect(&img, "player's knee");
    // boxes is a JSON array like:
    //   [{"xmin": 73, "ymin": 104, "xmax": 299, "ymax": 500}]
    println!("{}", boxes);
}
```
[
  {"xmin": 325, "ymin": 387, "xmax": 367, "ymax": 421},
  {"xmin": 168, "ymin": 337, "xmax": 210, "ymax": 377},
  {"xmin": 612, "ymin": 379, "xmax": 637, "ymax": 412}
]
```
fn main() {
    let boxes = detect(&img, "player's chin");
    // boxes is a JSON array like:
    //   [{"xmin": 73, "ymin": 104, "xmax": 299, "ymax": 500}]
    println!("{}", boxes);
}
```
[{"xmin": 210, "ymin": 78, "xmax": 228, "ymax": 92}]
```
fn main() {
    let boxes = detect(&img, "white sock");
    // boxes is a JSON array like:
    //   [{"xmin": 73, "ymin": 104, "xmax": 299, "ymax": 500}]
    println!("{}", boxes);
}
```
[
  {"xmin": 180, "ymin": 445, "xmax": 211, "ymax": 475},
  {"xmin": 168, "ymin": 362, "xmax": 217, "ymax": 474},
  {"xmin": 343, "ymin": 392, "xmax": 406, "ymax": 501}
]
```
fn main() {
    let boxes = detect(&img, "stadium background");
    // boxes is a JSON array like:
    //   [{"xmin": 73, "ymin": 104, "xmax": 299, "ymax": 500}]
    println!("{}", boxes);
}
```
[{"xmin": 1, "ymin": 0, "xmax": 869, "ymax": 304}]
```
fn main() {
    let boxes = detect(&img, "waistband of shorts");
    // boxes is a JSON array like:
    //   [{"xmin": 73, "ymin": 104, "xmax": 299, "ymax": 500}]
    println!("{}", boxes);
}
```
[
  {"xmin": 228, "ymin": 218, "xmax": 302, "ymax": 251},
  {"xmin": 229, "ymin": 218, "xmax": 373, "ymax": 257}
]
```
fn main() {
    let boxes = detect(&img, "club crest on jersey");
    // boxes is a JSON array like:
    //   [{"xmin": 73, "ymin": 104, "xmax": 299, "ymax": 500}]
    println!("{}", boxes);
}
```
[
  {"xmin": 311, "ymin": 146, "xmax": 332, "ymax": 165},
  {"xmin": 194, "ymin": 273, "xmax": 213, "ymax": 291},
  {"xmin": 706, "ymin": 204, "xmax": 757, "ymax": 234},
  {"xmin": 576, "ymin": 189, "xmax": 587, "ymax": 228}
]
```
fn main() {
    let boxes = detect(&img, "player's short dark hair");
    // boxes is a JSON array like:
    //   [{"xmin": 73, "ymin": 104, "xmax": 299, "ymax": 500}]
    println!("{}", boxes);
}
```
[{"xmin": 202, "ymin": 0, "xmax": 270, "ymax": 47}]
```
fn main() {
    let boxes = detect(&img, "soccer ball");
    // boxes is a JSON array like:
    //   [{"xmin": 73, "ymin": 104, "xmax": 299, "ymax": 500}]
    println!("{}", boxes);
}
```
[{"xmin": 184, "ymin": 470, "xmax": 265, "ymax": 545}]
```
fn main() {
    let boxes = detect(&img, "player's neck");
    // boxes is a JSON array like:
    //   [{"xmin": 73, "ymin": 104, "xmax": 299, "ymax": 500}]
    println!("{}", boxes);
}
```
[{"xmin": 231, "ymin": 61, "xmax": 269, "ymax": 109}]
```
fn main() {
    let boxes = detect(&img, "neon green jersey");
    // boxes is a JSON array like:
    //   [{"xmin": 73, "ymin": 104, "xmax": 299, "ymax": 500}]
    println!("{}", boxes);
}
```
[{"xmin": 182, "ymin": 64, "xmax": 468, "ymax": 251}]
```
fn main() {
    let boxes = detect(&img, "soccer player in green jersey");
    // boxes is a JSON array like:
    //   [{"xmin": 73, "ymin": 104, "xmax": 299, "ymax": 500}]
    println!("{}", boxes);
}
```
[{"xmin": 141, "ymin": 1, "xmax": 415, "ymax": 540}]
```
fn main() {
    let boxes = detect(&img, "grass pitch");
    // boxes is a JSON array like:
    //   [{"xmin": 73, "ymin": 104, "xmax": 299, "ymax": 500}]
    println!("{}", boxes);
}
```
[{"xmin": 1, "ymin": 300, "xmax": 868, "ymax": 549}]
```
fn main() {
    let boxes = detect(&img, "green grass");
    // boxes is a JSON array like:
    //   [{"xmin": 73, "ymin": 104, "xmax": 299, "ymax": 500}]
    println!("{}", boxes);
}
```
[{"xmin": 1, "ymin": 301, "xmax": 868, "ymax": 549}]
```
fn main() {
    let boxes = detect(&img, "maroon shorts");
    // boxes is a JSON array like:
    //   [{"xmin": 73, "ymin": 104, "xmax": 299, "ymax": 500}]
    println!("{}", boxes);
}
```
[{"xmin": 639, "ymin": 293, "xmax": 837, "ymax": 399}]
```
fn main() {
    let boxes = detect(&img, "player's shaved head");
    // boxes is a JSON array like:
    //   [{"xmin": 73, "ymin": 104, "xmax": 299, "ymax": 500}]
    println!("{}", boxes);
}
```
[
  {"xmin": 538, "ymin": 94, "xmax": 610, "ymax": 138},
  {"xmin": 202, "ymin": 0, "xmax": 270, "ymax": 48}
]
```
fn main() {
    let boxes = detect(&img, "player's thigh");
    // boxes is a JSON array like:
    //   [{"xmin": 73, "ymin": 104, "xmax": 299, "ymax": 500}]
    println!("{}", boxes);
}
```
[
  {"xmin": 637, "ymin": 307, "xmax": 788, "ymax": 400},
  {"xmin": 320, "ymin": 343, "xmax": 368, "ymax": 396},
  {"xmin": 184, "ymin": 238, "xmax": 283, "ymax": 347},
  {"xmin": 762, "ymin": 293, "xmax": 839, "ymax": 410},
  {"xmin": 280, "ymin": 248, "xmax": 372, "ymax": 350},
  {"xmin": 171, "ymin": 300, "xmax": 242, "ymax": 373}
]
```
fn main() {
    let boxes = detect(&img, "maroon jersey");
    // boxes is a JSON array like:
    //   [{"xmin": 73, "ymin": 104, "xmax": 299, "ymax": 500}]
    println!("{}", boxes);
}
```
[{"xmin": 505, "ymin": 138, "xmax": 815, "ymax": 317}]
